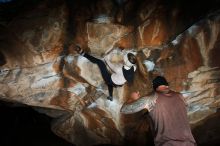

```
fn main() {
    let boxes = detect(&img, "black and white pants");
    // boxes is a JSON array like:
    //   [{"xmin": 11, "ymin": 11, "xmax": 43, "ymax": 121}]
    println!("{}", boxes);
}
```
[{"xmin": 83, "ymin": 53, "xmax": 117, "ymax": 97}]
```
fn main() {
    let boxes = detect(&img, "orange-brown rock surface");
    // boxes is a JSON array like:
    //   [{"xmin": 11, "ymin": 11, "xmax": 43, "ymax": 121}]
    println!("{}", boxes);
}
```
[{"xmin": 0, "ymin": 0, "xmax": 220, "ymax": 146}]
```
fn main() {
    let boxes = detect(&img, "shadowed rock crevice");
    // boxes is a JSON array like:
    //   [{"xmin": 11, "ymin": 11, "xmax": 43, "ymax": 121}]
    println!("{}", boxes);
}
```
[
  {"xmin": 192, "ymin": 109, "xmax": 220, "ymax": 146},
  {"xmin": 0, "ymin": 100, "xmax": 74, "ymax": 146},
  {"xmin": 0, "ymin": 51, "xmax": 6, "ymax": 66}
]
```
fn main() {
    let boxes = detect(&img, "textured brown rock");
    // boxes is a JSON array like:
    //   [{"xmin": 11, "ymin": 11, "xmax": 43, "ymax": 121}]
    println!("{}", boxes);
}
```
[{"xmin": 0, "ymin": 0, "xmax": 220, "ymax": 146}]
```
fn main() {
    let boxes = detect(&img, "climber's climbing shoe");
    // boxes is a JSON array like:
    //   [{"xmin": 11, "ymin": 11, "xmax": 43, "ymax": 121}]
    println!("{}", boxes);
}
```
[
  {"xmin": 75, "ymin": 45, "xmax": 84, "ymax": 55},
  {"xmin": 107, "ymin": 96, "xmax": 113, "ymax": 101}
]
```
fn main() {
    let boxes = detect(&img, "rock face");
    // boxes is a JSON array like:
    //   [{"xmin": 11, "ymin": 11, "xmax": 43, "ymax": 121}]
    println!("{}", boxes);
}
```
[{"xmin": 0, "ymin": 0, "xmax": 220, "ymax": 146}]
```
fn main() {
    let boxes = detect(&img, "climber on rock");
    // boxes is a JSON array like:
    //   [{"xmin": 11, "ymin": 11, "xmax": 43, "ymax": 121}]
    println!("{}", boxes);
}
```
[{"xmin": 72, "ymin": 44, "xmax": 137, "ymax": 101}]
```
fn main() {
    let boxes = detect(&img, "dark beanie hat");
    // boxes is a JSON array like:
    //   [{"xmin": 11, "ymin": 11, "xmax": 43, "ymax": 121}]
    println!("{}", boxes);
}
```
[{"xmin": 152, "ymin": 76, "xmax": 169, "ymax": 91}]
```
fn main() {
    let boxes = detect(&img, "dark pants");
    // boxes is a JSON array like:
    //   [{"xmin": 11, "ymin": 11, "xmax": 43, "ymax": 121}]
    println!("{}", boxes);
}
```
[{"xmin": 83, "ymin": 53, "xmax": 116, "ymax": 97}]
